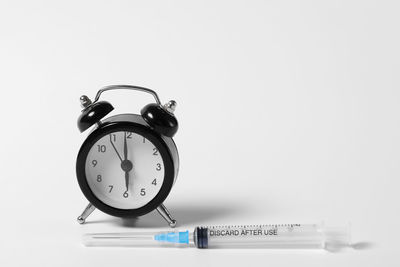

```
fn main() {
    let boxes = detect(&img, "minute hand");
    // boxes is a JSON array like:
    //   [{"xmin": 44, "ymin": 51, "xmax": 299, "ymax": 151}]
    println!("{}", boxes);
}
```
[{"xmin": 124, "ymin": 132, "xmax": 128, "ymax": 161}]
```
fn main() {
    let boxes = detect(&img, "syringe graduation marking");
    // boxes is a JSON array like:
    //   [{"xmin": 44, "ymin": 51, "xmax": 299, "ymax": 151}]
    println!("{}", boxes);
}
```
[
  {"xmin": 205, "ymin": 223, "xmax": 303, "ymax": 229},
  {"xmin": 206, "ymin": 224, "xmax": 304, "ymax": 237}
]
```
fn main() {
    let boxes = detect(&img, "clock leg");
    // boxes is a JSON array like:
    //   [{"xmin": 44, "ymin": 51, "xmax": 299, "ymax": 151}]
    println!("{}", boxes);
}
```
[
  {"xmin": 77, "ymin": 203, "xmax": 96, "ymax": 224},
  {"xmin": 156, "ymin": 204, "xmax": 177, "ymax": 228}
]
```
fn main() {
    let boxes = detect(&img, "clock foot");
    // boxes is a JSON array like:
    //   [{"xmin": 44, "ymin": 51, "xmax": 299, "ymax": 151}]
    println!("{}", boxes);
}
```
[
  {"xmin": 156, "ymin": 204, "xmax": 177, "ymax": 228},
  {"xmin": 77, "ymin": 203, "xmax": 96, "ymax": 224}
]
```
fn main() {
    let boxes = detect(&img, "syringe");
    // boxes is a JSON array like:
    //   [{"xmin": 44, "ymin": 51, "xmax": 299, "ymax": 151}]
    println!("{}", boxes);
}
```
[{"xmin": 83, "ymin": 223, "xmax": 351, "ymax": 250}]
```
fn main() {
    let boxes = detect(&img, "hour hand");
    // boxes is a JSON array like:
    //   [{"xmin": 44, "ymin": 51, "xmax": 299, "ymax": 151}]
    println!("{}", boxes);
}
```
[{"xmin": 109, "ymin": 134, "xmax": 123, "ymax": 162}]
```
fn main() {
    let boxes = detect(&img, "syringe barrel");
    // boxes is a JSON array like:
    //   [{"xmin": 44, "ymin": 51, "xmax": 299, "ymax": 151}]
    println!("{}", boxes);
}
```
[{"xmin": 194, "ymin": 223, "xmax": 350, "ymax": 249}]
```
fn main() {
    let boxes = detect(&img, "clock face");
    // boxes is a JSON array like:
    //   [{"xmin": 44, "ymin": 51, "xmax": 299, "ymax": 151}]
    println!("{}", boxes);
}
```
[{"xmin": 85, "ymin": 131, "xmax": 165, "ymax": 209}]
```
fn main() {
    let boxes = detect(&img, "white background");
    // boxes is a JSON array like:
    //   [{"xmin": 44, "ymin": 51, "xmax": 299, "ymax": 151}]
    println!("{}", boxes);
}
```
[{"xmin": 0, "ymin": 0, "xmax": 399, "ymax": 266}]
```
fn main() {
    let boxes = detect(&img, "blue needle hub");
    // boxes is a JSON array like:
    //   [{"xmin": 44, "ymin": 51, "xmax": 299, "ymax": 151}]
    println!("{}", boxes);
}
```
[{"xmin": 154, "ymin": 231, "xmax": 189, "ymax": 244}]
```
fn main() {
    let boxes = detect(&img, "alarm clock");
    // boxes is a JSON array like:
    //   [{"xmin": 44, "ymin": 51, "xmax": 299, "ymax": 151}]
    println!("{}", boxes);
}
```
[{"xmin": 76, "ymin": 85, "xmax": 179, "ymax": 227}]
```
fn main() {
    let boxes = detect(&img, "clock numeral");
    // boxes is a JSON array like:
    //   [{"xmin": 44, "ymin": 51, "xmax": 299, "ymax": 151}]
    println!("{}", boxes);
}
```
[
  {"xmin": 92, "ymin": 160, "xmax": 97, "ymax": 167},
  {"xmin": 111, "ymin": 134, "xmax": 116, "ymax": 142},
  {"xmin": 143, "ymin": 137, "xmax": 146, "ymax": 143},
  {"xmin": 108, "ymin": 185, "xmax": 113, "ymax": 193},
  {"xmin": 97, "ymin": 175, "xmax": 102, "ymax": 182},
  {"xmin": 97, "ymin": 145, "xmax": 106, "ymax": 153},
  {"xmin": 156, "ymin": 163, "xmax": 162, "ymax": 171},
  {"xmin": 126, "ymin": 132, "xmax": 132, "ymax": 139},
  {"xmin": 153, "ymin": 148, "xmax": 158, "ymax": 156},
  {"xmin": 152, "ymin": 179, "xmax": 157, "ymax": 186},
  {"xmin": 123, "ymin": 192, "xmax": 129, "ymax": 198},
  {"xmin": 140, "ymin": 188, "xmax": 146, "ymax": 196}
]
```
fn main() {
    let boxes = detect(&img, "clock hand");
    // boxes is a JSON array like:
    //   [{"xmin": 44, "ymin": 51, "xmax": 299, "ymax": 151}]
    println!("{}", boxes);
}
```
[
  {"xmin": 125, "ymin": 171, "xmax": 129, "ymax": 193},
  {"xmin": 123, "ymin": 132, "xmax": 130, "ymax": 192},
  {"xmin": 109, "ymin": 134, "xmax": 123, "ymax": 162},
  {"xmin": 124, "ymin": 132, "xmax": 128, "ymax": 161},
  {"xmin": 121, "ymin": 132, "xmax": 133, "ymax": 192}
]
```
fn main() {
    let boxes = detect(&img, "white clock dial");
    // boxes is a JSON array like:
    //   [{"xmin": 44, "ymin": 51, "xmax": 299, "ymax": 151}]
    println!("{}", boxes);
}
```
[{"xmin": 85, "ymin": 131, "xmax": 165, "ymax": 209}]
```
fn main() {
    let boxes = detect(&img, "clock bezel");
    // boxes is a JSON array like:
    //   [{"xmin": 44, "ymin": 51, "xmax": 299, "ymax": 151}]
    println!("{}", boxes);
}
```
[{"xmin": 76, "ymin": 120, "xmax": 175, "ymax": 218}]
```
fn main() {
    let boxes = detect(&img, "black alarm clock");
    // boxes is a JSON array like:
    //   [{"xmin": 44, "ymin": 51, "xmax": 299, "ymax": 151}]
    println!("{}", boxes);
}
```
[{"xmin": 76, "ymin": 85, "xmax": 179, "ymax": 227}]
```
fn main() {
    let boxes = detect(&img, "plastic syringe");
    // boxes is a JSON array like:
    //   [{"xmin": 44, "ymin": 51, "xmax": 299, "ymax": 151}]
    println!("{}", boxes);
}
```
[{"xmin": 83, "ymin": 223, "xmax": 351, "ymax": 249}]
